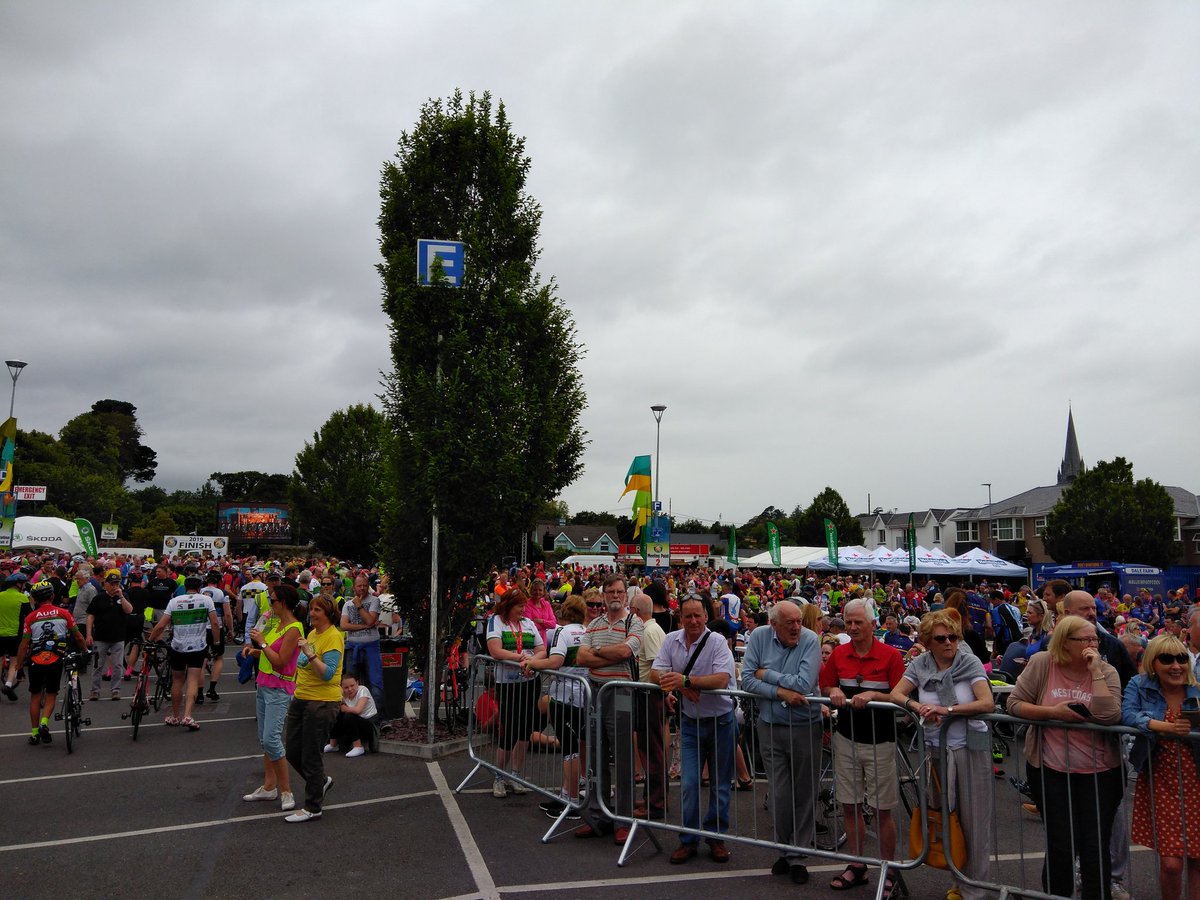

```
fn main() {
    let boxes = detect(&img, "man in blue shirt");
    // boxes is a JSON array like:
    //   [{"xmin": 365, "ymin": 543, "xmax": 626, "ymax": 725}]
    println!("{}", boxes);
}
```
[{"xmin": 740, "ymin": 600, "xmax": 822, "ymax": 884}]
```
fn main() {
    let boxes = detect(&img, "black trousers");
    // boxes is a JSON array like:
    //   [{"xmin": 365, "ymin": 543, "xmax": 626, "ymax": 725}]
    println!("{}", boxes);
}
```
[
  {"xmin": 1027, "ymin": 762, "xmax": 1123, "ymax": 900},
  {"xmin": 286, "ymin": 698, "xmax": 339, "ymax": 813}
]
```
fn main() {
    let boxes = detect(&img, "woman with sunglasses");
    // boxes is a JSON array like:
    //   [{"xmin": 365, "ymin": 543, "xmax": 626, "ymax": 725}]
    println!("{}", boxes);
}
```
[
  {"xmin": 1123, "ymin": 634, "xmax": 1200, "ymax": 899},
  {"xmin": 1008, "ymin": 614, "xmax": 1122, "ymax": 900},
  {"xmin": 889, "ymin": 610, "xmax": 994, "ymax": 899}
]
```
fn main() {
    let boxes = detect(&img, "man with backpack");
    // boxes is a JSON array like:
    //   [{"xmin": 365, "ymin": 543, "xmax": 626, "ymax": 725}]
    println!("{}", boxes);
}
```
[{"xmin": 988, "ymin": 589, "xmax": 1023, "ymax": 658}]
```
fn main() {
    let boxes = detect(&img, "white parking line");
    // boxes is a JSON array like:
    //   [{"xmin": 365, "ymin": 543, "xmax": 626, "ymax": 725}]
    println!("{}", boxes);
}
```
[
  {"xmin": 0, "ymin": 753, "xmax": 260, "ymax": 785},
  {"xmin": 0, "ymin": 715, "xmax": 255, "ymax": 739},
  {"xmin": 429, "ymin": 761, "xmax": 500, "ymax": 900},
  {"xmin": 0, "ymin": 789, "xmax": 438, "ymax": 853}
]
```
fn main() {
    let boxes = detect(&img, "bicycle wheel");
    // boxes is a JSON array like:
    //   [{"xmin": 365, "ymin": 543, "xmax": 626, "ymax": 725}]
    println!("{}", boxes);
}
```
[
  {"xmin": 895, "ymin": 743, "xmax": 920, "ymax": 821},
  {"xmin": 64, "ymin": 682, "xmax": 77, "ymax": 753},
  {"xmin": 131, "ymin": 684, "xmax": 145, "ymax": 740}
]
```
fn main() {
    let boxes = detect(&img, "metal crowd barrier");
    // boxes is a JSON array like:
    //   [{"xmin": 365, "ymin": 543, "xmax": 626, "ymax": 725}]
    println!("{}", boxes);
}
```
[
  {"xmin": 454, "ymin": 655, "xmax": 594, "ymax": 841},
  {"xmin": 592, "ymin": 678, "xmax": 931, "ymax": 883}
]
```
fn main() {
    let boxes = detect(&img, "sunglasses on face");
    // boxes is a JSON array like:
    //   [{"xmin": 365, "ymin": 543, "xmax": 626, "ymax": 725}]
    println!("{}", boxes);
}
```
[
  {"xmin": 931, "ymin": 634, "xmax": 961, "ymax": 644},
  {"xmin": 321, "ymin": 581, "xmax": 333, "ymax": 586},
  {"xmin": 1157, "ymin": 654, "xmax": 1190, "ymax": 665}
]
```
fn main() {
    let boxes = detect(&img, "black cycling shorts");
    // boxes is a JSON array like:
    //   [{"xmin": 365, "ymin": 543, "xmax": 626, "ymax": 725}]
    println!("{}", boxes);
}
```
[
  {"xmin": 0, "ymin": 634, "xmax": 19, "ymax": 657},
  {"xmin": 28, "ymin": 661, "xmax": 64, "ymax": 694},
  {"xmin": 168, "ymin": 648, "xmax": 207, "ymax": 672},
  {"xmin": 206, "ymin": 630, "xmax": 225, "ymax": 661}
]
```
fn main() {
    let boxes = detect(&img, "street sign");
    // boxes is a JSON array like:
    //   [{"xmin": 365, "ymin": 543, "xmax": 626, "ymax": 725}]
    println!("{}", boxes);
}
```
[
  {"xmin": 652, "ymin": 500, "xmax": 662, "ymax": 513},
  {"xmin": 14, "ymin": 485, "xmax": 47, "ymax": 501},
  {"xmin": 417, "ymin": 239, "xmax": 465, "ymax": 287}
]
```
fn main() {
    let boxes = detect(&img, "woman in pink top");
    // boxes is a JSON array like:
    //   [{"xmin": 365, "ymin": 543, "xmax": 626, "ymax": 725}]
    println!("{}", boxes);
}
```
[
  {"xmin": 523, "ymin": 578, "xmax": 558, "ymax": 648},
  {"xmin": 1008, "ymin": 614, "xmax": 1122, "ymax": 900}
]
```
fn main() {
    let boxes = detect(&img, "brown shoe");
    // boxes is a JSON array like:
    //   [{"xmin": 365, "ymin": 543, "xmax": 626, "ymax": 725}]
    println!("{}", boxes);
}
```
[
  {"xmin": 670, "ymin": 844, "xmax": 697, "ymax": 864},
  {"xmin": 614, "ymin": 826, "xmax": 630, "ymax": 844},
  {"xmin": 708, "ymin": 841, "xmax": 730, "ymax": 863},
  {"xmin": 574, "ymin": 823, "xmax": 599, "ymax": 839}
]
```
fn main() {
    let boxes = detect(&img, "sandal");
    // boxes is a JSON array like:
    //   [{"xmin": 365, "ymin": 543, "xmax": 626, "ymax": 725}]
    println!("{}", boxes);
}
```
[
  {"xmin": 882, "ymin": 870, "xmax": 909, "ymax": 898},
  {"xmin": 830, "ymin": 863, "xmax": 869, "ymax": 891},
  {"xmin": 735, "ymin": 778, "xmax": 754, "ymax": 791}
]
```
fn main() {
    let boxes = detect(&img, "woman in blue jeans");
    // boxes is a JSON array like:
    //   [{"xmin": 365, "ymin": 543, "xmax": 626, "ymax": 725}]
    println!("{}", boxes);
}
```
[{"xmin": 242, "ymin": 584, "xmax": 304, "ymax": 812}]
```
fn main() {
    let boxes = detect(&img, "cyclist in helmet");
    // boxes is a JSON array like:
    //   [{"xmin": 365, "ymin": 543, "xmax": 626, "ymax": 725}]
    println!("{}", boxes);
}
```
[{"xmin": 14, "ymin": 580, "xmax": 87, "ymax": 745}]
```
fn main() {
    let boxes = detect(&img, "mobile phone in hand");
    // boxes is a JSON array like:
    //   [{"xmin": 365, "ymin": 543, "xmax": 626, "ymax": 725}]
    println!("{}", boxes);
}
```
[{"xmin": 1068, "ymin": 702, "xmax": 1091, "ymax": 718}]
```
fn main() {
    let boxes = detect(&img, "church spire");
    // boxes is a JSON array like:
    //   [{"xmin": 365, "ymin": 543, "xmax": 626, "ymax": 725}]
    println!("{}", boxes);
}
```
[{"xmin": 1057, "ymin": 406, "xmax": 1085, "ymax": 485}]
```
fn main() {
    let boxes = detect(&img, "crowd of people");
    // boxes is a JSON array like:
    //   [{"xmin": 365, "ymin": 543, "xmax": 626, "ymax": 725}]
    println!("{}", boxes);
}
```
[{"xmin": 467, "ymin": 564, "xmax": 1200, "ymax": 900}]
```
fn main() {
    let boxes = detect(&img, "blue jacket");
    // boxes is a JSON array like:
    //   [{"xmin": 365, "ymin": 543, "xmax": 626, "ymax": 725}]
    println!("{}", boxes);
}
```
[{"xmin": 1121, "ymin": 673, "xmax": 1200, "ymax": 774}]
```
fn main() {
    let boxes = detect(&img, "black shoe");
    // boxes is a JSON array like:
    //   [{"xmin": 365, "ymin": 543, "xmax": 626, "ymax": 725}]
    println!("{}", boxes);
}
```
[
  {"xmin": 771, "ymin": 857, "xmax": 791, "ymax": 876},
  {"xmin": 195, "ymin": 690, "xmax": 205, "ymax": 705},
  {"xmin": 206, "ymin": 688, "xmax": 220, "ymax": 702},
  {"xmin": 28, "ymin": 734, "xmax": 40, "ymax": 745},
  {"xmin": 790, "ymin": 864, "xmax": 810, "ymax": 885},
  {"xmin": 541, "ymin": 800, "xmax": 566, "ymax": 819},
  {"xmin": 39, "ymin": 723, "xmax": 52, "ymax": 744},
  {"xmin": 2, "ymin": 683, "xmax": 16, "ymax": 701}
]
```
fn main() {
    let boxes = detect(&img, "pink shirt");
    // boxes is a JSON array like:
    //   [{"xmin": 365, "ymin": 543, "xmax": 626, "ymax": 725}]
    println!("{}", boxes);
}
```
[
  {"xmin": 1039, "ymin": 664, "xmax": 1120, "ymax": 773},
  {"xmin": 523, "ymin": 595, "xmax": 558, "ymax": 647}
]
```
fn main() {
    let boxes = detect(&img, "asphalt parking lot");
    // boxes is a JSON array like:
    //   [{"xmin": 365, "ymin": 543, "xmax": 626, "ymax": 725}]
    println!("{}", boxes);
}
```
[{"xmin": 0, "ymin": 650, "xmax": 1163, "ymax": 899}]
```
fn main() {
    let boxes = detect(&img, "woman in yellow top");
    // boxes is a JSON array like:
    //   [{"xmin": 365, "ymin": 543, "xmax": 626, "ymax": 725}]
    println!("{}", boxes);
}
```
[{"xmin": 283, "ymin": 593, "xmax": 345, "ymax": 822}]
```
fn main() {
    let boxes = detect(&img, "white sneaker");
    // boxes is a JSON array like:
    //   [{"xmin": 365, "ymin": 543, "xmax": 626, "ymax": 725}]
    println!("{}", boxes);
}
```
[
  {"xmin": 492, "ymin": 780, "xmax": 507, "ymax": 798},
  {"xmin": 322, "ymin": 743, "xmax": 337, "ymax": 754},
  {"xmin": 243, "ymin": 786, "xmax": 279, "ymax": 802},
  {"xmin": 345, "ymin": 747, "xmax": 365, "ymax": 758},
  {"xmin": 280, "ymin": 791, "xmax": 295, "ymax": 812},
  {"xmin": 507, "ymin": 779, "xmax": 528, "ymax": 795},
  {"xmin": 284, "ymin": 809, "xmax": 321, "ymax": 823}
]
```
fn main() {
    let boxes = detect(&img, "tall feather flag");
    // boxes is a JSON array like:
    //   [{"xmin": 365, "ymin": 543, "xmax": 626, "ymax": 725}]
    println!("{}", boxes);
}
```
[{"xmin": 622, "ymin": 455, "xmax": 653, "ymax": 538}]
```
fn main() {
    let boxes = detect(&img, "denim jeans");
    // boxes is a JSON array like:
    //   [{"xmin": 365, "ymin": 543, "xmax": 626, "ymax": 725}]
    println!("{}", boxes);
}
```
[
  {"xmin": 344, "ymin": 641, "xmax": 384, "ymax": 710},
  {"xmin": 679, "ymin": 710, "xmax": 736, "ymax": 845},
  {"xmin": 256, "ymin": 685, "xmax": 291, "ymax": 761}
]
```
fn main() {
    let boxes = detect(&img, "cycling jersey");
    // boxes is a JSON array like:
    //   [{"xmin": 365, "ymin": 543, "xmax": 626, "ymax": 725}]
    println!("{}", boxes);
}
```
[
  {"xmin": 162, "ymin": 593, "xmax": 216, "ymax": 653},
  {"xmin": 23, "ymin": 605, "xmax": 81, "ymax": 665}
]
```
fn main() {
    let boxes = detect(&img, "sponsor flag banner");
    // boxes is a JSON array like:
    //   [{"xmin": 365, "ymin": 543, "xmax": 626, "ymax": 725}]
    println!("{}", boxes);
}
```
[
  {"xmin": 0, "ymin": 417, "xmax": 15, "ymax": 493},
  {"xmin": 621, "ymin": 456, "xmax": 654, "ymax": 541},
  {"xmin": 824, "ymin": 518, "xmax": 839, "ymax": 566},
  {"xmin": 727, "ymin": 526, "xmax": 738, "ymax": 565},
  {"xmin": 766, "ymin": 520, "xmax": 782, "ymax": 567},
  {"xmin": 75, "ymin": 518, "xmax": 98, "ymax": 557},
  {"xmin": 907, "ymin": 513, "xmax": 917, "ymax": 574}
]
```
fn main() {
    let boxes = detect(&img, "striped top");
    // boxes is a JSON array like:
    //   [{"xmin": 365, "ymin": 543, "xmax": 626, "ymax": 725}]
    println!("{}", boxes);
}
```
[{"xmin": 582, "ymin": 612, "xmax": 643, "ymax": 682}]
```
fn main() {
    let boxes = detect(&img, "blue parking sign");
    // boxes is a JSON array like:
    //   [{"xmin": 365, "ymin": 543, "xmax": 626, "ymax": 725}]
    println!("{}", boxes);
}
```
[{"xmin": 417, "ymin": 239, "xmax": 465, "ymax": 287}]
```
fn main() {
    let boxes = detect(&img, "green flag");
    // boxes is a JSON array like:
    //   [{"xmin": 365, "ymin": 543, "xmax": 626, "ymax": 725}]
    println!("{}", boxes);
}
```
[
  {"xmin": 823, "ymin": 518, "xmax": 838, "ymax": 566},
  {"xmin": 766, "ymin": 520, "xmax": 781, "ymax": 567},
  {"xmin": 727, "ymin": 525, "xmax": 738, "ymax": 564},
  {"xmin": 907, "ymin": 513, "xmax": 917, "ymax": 574},
  {"xmin": 75, "ymin": 518, "xmax": 98, "ymax": 557}
]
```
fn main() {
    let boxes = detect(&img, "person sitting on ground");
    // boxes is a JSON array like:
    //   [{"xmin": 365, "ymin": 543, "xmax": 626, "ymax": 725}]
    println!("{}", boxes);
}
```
[{"xmin": 325, "ymin": 673, "xmax": 377, "ymax": 758}]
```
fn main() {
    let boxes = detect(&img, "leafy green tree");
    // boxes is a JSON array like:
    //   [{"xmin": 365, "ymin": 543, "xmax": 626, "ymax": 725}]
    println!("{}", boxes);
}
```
[
  {"xmin": 571, "ymin": 510, "xmax": 619, "ymax": 526},
  {"xmin": 1043, "ymin": 457, "xmax": 1178, "ymax": 567},
  {"xmin": 209, "ymin": 471, "xmax": 292, "ymax": 502},
  {"xmin": 796, "ymin": 487, "xmax": 864, "ymax": 545},
  {"xmin": 89, "ymin": 400, "xmax": 158, "ymax": 482},
  {"xmin": 377, "ymin": 90, "xmax": 587, "ymax": 680},
  {"xmin": 290, "ymin": 404, "xmax": 389, "ymax": 559},
  {"xmin": 132, "ymin": 509, "xmax": 178, "ymax": 550}
]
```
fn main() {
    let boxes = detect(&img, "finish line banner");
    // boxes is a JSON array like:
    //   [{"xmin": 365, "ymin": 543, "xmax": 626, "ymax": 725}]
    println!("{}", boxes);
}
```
[{"xmin": 163, "ymin": 535, "xmax": 229, "ymax": 557}]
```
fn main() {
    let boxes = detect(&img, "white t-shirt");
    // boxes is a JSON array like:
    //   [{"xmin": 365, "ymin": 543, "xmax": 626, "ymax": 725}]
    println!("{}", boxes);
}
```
[
  {"xmin": 546, "ymin": 623, "xmax": 586, "ymax": 706},
  {"xmin": 201, "ymin": 585, "xmax": 226, "ymax": 631},
  {"xmin": 163, "ymin": 593, "xmax": 216, "ymax": 653},
  {"xmin": 345, "ymin": 684, "xmax": 378, "ymax": 720}
]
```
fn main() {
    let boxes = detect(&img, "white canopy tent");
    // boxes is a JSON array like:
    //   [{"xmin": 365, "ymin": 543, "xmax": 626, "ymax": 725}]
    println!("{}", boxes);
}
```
[
  {"xmin": 11, "ymin": 516, "xmax": 86, "ymax": 555},
  {"xmin": 735, "ymin": 546, "xmax": 831, "ymax": 570},
  {"xmin": 952, "ymin": 546, "xmax": 1029, "ymax": 578}
]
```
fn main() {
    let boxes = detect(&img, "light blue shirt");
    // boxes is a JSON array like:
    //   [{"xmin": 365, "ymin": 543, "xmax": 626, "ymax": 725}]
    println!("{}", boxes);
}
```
[
  {"xmin": 739, "ymin": 624, "xmax": 822, "ymax": 725},
  {"xmin": 653, "ymin": 628, "xmax": 736, "ymax": 719}
]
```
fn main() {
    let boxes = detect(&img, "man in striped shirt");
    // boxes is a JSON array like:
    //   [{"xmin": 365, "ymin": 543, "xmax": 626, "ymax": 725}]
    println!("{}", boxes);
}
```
[{"xmin": 574, "ymin": 573, "xmax": 643, "ymax": 843}]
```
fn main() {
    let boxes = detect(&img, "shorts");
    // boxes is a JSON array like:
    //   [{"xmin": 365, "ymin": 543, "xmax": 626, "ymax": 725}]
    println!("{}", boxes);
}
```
[
  {"xmin": 0, "ymin": 634, "xmax": 19, "ymax": 657},
  {"xmin": 169, "ymin": 648, "xmax": 207, "ymax": 672},
  {"xmin": 28, "ymin": 661, "xmax": 65, "ymax": 694},
  {"xmin": 831, "ymin": 731, "xmax": 899, "ymax": 810},
  {"xmin": 206, "ymin": 630, "xmax": 225, "ymax": 661},
  {"xmin": 548, "ymin": 699, "xmax": 584, "ymax": 757},
  {"xmin": 494, "ymin": 678, "xmax": 538, "ymax": 751}
]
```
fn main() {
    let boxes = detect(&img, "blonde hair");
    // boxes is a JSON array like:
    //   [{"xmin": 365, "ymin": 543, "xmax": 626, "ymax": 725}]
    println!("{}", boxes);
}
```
[
  {"xmin": 1047, "ymin": 615, "xmax": 1093, "ymax": 665},
  {"xmin": 1143, "ymin": 634, "xmax": 1196, "ymax": 687},
  {"xmin": 917, "ymin": 610, "xmax": 963, "ymax": 647}
]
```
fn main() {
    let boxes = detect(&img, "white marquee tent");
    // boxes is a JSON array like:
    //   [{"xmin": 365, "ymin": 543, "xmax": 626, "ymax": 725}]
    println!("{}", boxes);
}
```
[{"xmin": 10, "ymin": 516, "xmax": 86, "ymax": 555}]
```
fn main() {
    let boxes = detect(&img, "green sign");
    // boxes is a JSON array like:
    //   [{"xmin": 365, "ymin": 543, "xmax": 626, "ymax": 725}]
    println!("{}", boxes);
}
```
[
  {"xmin": 907, "ymin": 513, "xmax": 917, "ymax": 574},
  {"xmin": 727, "ymin": 525, "xmax": 738, "ymax": 565},
  {"xmin": 824, "ymin": 518, "xmax": 838, "ymax": 566},
  {"xmin": 75, "ymin": 518, "xmax": 98, "ymax": 557},
  {"xmin": 766, "ymin": 520, "xmax": 781, "ymax": 567}
]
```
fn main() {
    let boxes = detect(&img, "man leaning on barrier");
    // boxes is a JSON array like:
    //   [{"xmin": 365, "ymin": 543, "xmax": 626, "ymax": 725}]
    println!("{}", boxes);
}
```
[
  {"xmin": 740, "ymin": 598, "xmax": 822, "ymax": 884},
  {"xmin": 652, "ymin": 594, "xmax": 738, "ymax": 865}
]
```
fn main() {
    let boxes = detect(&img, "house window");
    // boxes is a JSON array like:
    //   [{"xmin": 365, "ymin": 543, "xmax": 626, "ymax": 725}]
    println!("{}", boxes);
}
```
[
  {"xmin": 933, "ymin": 525, "xmax": 941, "ymax": 544},
  {"xmin": 878, "ymin": 529, "xmax": 886, "ymax": 546},
  {"xmin": 1034, "ymin": 517, "xmax": 1047, "ymax": 537},
  {"xmin": 1175, "ymin": 520, "xmax": 1182, "ymax": 542},
  {"xmin": 992, "ymin": 517, "xmax": 1024, "ymax": 541},
  {"xmin": 957, "ymin": 521, "xmax": 979, "ymax": 543}
]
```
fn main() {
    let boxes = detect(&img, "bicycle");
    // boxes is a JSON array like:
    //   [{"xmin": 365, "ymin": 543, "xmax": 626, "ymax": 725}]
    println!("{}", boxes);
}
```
[
  {"xmin": 440, "ymin": 640, "xmax": 467, "ymax": 734},
  {"xmin": 151, "ymin": 644, "xmax": 173, "ymax": 713},
  {"xmin": 55, "ymin": 651, "xmax": 93, "ymax": 753},
  {"xmin": 122, "ymin": 641, "xmax": 167, "ymax": 740}
]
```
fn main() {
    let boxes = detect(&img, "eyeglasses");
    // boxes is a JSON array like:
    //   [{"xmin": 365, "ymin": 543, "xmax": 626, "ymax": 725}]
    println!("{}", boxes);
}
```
[
  {"xmin": 1156, "ymin": 653, "xmax": 1190, "ymax": 665},
  {"xmin": 1067, "ymin": 636, "xmax": 1100, "ymax": 645},
  {"xmin": 321, "ymin": 581, "xmax": 334, "ymax": 586},
  {"xmin": 930, "ymin": 634, "xmax": 961, "ymax": 644}
]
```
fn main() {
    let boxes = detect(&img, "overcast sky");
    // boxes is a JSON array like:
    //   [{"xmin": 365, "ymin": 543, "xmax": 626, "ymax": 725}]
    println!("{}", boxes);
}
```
[{"xmin": 2, "ymin": 1, "xmax": 1196, "ymax": 527}]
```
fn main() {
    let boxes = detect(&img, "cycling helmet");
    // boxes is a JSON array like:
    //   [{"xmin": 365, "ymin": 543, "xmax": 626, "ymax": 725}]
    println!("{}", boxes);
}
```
[{"xmin": 29, "ymin": 580, "xmax": 55, "ymax": 601}]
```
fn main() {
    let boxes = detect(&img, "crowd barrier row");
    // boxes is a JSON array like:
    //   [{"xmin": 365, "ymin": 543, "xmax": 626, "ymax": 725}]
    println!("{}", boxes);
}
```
[{"xmin": 457, "ymin": 656, "xmax": 1200, "ymax": 899}]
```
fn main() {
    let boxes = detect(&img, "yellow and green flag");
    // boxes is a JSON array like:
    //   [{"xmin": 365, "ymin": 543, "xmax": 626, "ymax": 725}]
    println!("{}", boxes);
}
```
[{"xmin": 622, "ymin": 456, "xmax": 653, "ymax": 538}]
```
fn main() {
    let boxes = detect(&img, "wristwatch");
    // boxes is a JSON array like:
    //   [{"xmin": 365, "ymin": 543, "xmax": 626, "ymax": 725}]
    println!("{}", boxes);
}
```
[
  {"xmin": 948, "ymin": 706, "xmax": 955, "ymax": 715},
  {"xmin": 683, "ymin": 675, "xmax": 692, "ymax": 689}
]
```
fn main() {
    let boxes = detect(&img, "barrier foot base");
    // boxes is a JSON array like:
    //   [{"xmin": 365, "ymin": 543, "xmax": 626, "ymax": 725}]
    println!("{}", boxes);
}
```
[
  {"xmin": 453, "ymin": 760, "xmax": 484, "ymax": 793},
  {"xmin": 615, "ymin": 819, "xmax": 661, "ymax": 867},
  {"xmin": 540, "ymin": 805, "xmax": 578, "ymax": 843}
]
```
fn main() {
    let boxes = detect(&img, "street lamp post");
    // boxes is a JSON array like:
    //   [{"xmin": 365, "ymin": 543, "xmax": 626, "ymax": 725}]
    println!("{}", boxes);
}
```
[
  {"xmin": 981, "ymin": 482, "xmax": 992, "ymax": 552},
  {"xmin": 5, "ymin": 360, "xmax": 27, "ymax": 419},
  {"xmin": 650, "ymin": 405, "xmax": 666, "ymax": 507}
]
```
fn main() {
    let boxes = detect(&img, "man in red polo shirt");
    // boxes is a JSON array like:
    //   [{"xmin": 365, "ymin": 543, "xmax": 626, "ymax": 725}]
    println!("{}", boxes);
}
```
[{"xmin": 819, "ymin": 598, "xmax": 906, "ymax": 895}]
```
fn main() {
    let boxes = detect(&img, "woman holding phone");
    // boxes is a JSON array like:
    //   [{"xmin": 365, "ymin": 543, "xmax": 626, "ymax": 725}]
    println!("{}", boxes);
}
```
[
  {"xmin": 1008, "ymin": 614, "xmax": 1122, "ymax": 900},
  {"xmin": 1123, "ymin": 634, "xmax": 1200, "ymax": 899}
]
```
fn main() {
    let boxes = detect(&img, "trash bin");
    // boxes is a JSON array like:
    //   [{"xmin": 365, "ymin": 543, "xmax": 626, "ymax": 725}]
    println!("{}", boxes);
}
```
[{"xmin": 379, "ymin": 637, "xmax": 410, "ymax": 720}]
